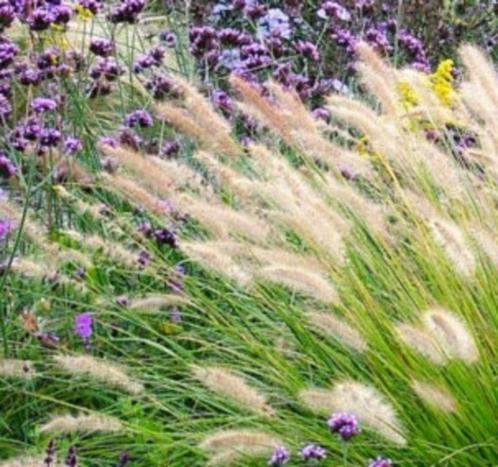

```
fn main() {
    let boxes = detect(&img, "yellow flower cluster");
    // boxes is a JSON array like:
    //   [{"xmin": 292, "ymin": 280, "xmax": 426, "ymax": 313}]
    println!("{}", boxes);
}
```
[
  {"xmin": 74, "ymin": 4, "xmax": 94, "ymax": 21},
  {"xmin": 397, "ymin": 80, "xmax": 418, "ymax": 108},
  {"xmin": 429, "ymin": 59, "xmax": 455, "ymax": 107}
]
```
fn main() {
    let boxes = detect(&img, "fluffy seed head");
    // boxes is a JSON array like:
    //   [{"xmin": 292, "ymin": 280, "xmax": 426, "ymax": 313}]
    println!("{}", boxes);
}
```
[
  {"xmin": 39, "ymin": 413, "xmax": 123, "ymax": 434},
  {"xmin": 200, "ymin": 429, "xmax": 281, "ymax": 452},
  {"xmin": 0, "ymin": 359, "xmax": 36, "ymax": 379},
  {"xmin": 395, "ymin": 323, "xmax": 447, "ymax": 365},
  {"xmin": 411, "ymin": 380, "xmax": 457, "ymax": 413},
  {"xmin": 192, "ymin": 366, "xmax": 275, "ymax": 417},
  {"xmin": 299, "ymin": 381, "xmax": 406, "ymax": 445},
  {"xmin": 306, "ymin": 311, "xmax": 367, "ymax": 352},
  {"xmin": 422, "ymin": 308, "xmax": 479, "ymax": 364},
  {"xmin": 53, "ymin": 354, "xmax": 144, "ymax": 395}
]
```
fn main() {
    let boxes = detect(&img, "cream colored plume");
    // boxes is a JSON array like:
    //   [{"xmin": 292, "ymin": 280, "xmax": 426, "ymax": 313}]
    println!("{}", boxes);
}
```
[
  {"xmin": 422, "ymin": 308, "xmax": 479, "ymax": 364},
  {"xmin": 200, "ymin": 429, "xmax": 281, "ymax": 453},
  {"xmin": 299, "ymin": 381, "xmax": 406, "ymax": 445},
  {"xmin": 129, "ymin": 294, "xmax": 189, "ymax": 312},
  {"xmin": 0, "ymin": 359, "xmax": 36, "ymax": 379},
  {"xmin": 192, "ymin": 366, "xmax": 274, "ymax": 417},
  {"xmin": 306, "ymin": 311, "xmax": 367, "ymax": 352},
  {"xmin": 411, "ymin": 380, "xmax": 457, "ymax": 413},
  {"xmin": 39, "ymin": 413, "xmax": 123, "ymax": 434},
  {"xmin": 258, "ymin": 265, "xmax": 338, "ymax": 304},
  {"xmin": 395, "ymin": 323, "xmax": 448, "ymax": 365},
  {"xmin": 180, "ymin": 241, "xmax": 251, "ymax": 286},
  {"xmin": 0, "ymin": 455, "xmax": 46, "ymax": 467},
  {"xmin": 427, "ymin": 217, "xmax": 476, "ymax": 278},
  {"xmin": 53, "ymin": 354, "xmax": 144, "ymax": 395}
]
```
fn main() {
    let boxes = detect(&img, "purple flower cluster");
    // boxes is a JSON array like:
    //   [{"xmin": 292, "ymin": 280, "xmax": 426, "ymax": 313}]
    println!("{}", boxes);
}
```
[
  {"xmin": 74, "ymin": 312, "xmax": 93, "ymax": 339},
  {"xmin": 124, "ymin": 110, "xmax": 154, "ymax": 128},
  {"xmin": 138, "ymin": 222, "xmax": 177, "ymax": 248},
  {"xmin": 0, "ymin": 152, "xmax": 16, "ymax": 178},
  {"xmin": 368, "ymin": 457, "xmax": 393, "ymax": 467},
  {"xmin": 299, "ymin": 443, "xmax": 327, "ymax": 461},
  {"xmin": 0, "ymin": 217, "xmax": 15, "ymax": 240},
  {"xmin": 108, "ymin": 0, "xmax": 145, "ymax": 24},
  {"xmin": 268, "ymin": 446, "xmax": 290, "ymax": 466},
  {"xmin": 327, "ymin": 412, "xmax": 360, "ymax": 440}
]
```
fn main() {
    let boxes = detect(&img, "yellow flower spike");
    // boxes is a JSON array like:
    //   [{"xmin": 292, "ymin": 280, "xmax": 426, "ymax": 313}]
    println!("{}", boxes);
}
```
[
  {"xmin": 396, "ymin": 80, "xmax": 418, "ymax": 108},
  {"xmin": 429, "ymin": 59, "xmax": 456, "ymax": 107},
  {"xmin": 74, "ymin": 4, "xmax": 94, "ymax": 21}
]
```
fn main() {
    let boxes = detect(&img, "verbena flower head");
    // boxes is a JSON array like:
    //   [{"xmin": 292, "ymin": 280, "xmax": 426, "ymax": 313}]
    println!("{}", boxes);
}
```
[
  {"xmin": 0, "ymin": 152, "xmax": 16, "ymax": 178},
  {"xmin": 159, "ymin": 29, "xmax": 176, "ymax": 47},
  {"xmin": 89, "ymin": 37, "xmax": 115, "ymax": 57},
  {"xmin": 268, "ymin": 446, "xmax": 290, "ymax": 466},
  {"xmin": 299, "ymin": 443, "xmax": 327, "ymax": 461},
  {"xmin": 0, "ymin": 217, "xmax": 15, "ymax": 240},
  {"xmin": 368, "ymin": 457, "xmax": 393, "ymax": 467},
  {"xmin": 74, "ymin": 312, "xmax": 93, "ymax": 339},
  {"xmin": 64, "ymin": 136, "xmax": 82, "ymax": 154},
  {"xmin": 124, "ymin": 110, "xmax": 153, "ymax": 128},
  {"xmin": 31, "ymin": 97, "xmax": 57, "ymax": 113},
  {"xmin": 108, "ymin": 0, "xmax": 145, "ymax": 24},
  {"xmin": 327, "ymin": 412, "xmax": 359, "ymax": 440}
]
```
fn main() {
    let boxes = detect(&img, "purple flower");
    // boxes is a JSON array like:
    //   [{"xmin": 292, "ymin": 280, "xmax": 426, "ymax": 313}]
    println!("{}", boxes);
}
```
[
  {"xmin": 39, "ymin": 127, "xmax": 62, "ymax": 147},
  {"xmin": 137, "ymin": 250, "xmax": 150, "ymax": 268},
  {"xmin": 53, "ymin": 4, "xmax": 72, "ymax": 24},
  {"xmin": 89, "ymin": 38, "xmax": 114, "ymax": 57},
  {"xmin": 44, "ymin": 440, "xmax": 56, "ymax": 466},
  {"xmin": 74, "ymin": 312, "xmax": 93, "ymax": 339},
  {"xmin": 327, "ymin": 412, "xmax": 359, "ymax": 440},
  {"xmin": 117, "ymin": 452, "xmax": 130, "ymax": 467},
  {"xmin": 119, "ymin": 128, "xmax": 141, "ymax": 150},
  {"xmin": 0, "ymin": 39, "xmax": 17, "ymax": 68},
  {"xmin": 0, "ymin": 94, "xmax": 11, "ymax": 119},
  {"xmin": 170, "ymin": 307, "xmax": 182, "ymax": 323},
  {"xmin": 0, "ymin": 1, "xmax": 15, "ymax": 29},
  {"xmin": 159, "ymin": 30, "xmax": 176, "ymax": 47},
  {"xmin": 268, "ymin": 446, "xmax": 290, "ymax": 466},
  {"xmin": 124, "ymin": 110, "xmax": 153, "ymax": 128},
  {"xmin": 294, "ymin": 41, "xmax": 320, "ymax": 62},
  {"xmin": 90, "ymin": 57, "xmax": 123, "ymax": 81},
  {"xmin": 153, "ymin": 227, "xmax": 177, "ymax": 248},
  {"xmin": 77, "ymin": 0, "xmax": 101, "ymax": 15},
  {"xmin": 108, "ymin": 0, "xmax": 145, "ymax": 24},
  {"xmin": 28, "ymin": 8, "xmax": 55, "ymax": 31},
  {"xmin": 368, "ymin": 457, "xmax": 393, "ymax": 467},
  {"xmin": 17, "ymin": 67, "xmax": 43, "ymax": 86},
  {"xmin": 317, "ymin": 1, "xmax": 351, "ymax": 21},
  {"xmin": 31, "ymin": 97, "xmax": 57, "ymax": 113},
  {"xmin": 311, "ymin": 107, "xmax": 330, "ymax": 122},
  {"xmin": 160, "ymin": 139, "xmax": 180, "ymax": 157},
  {"xmin": 257, "ymin": 8, "xmax": 291, "ymax": 40},
  {"xmin": 99, "ymin": 135, "xmax": 118, "ymax": 148},
  {"xmin": 0, "ymin": 152, "xmax": 16, "ymax": 178},
  {"xmin": 299, "ymin": 444, "xmax": 327, "ymax": 461},
  {"xmin": 64, "ymin": 136, "xmax": 82, "ymax": 154},
  {"xmin": 212, "ymin": 90, "xmax": 234, "ymax": 114},
  {"xmin": 0, "ymin": 218, "xmax": 15, "ymax": 240}
]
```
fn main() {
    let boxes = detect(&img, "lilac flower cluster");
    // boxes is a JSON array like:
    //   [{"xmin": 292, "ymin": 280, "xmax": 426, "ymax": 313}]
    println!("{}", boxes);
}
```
[
  {"xmin": 268, "ymin": 446, "xmax": 290, "ymax": 466},
  {"xmin": 368, "ymin": 457, "xmax": 393, "ymax": 467},
  {"xmin": 327, "ymin": 412, "xmax": 360, "ymax": 440},
  {"xmin": 138, "ymin": 222, "xmax": 178, "ymax": 248},
  {"xmin": 0, "ymin": 217, "xmax": 15, "ymax": 240},
  {"xmin": 299, "ymin": 443, "xmax": 327, "ymax": 461}
]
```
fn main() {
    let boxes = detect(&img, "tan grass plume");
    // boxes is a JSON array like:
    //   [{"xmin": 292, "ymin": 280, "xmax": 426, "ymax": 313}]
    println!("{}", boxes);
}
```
[
  {"xmin": 0, "ymin": 359, "xmax": 36, "ymax": 379},
  {"xmin": 299, "ymin": 381, "xmax": 406, "ymax": 445},
  {"xmin": 39, "ymin": 413, "xmax": 123, "ymax": 434},
  {"xmin": 422, "ymin": 308, "xmax": 479, "ymax": 364},
  {"xmin": 395, "ymin": 323, "xmax": 447, "ymax": 365},
  {"xmin": 192, "ymin": 366, "xmax": 275, "ymax": 417},
  {"xmin": 306, "ymin": 311, "xmax": 367, "ymax": 352},
  {"xmin": 200, "ymin": 429, "xmax": 281, "ymax": 452},
  {"xmin": 411, "ymin": 380, "xmax": 457, "ymax": 413},
  {"xmin": 53, "ymin": 354, "xmax": 144, "ymax": 395}
]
